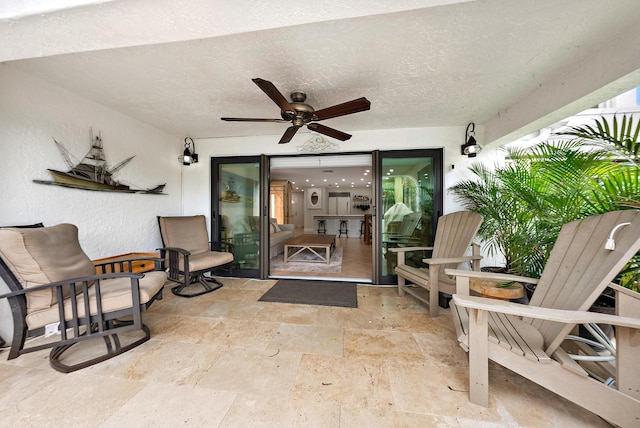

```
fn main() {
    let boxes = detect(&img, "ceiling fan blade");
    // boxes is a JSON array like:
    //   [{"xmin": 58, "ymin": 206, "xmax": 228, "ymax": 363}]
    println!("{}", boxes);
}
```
[
  {"xmin": 252, "ymin": 78, "xmax": 296, "ymax": 114},
  {"xmin": 307, "ymin": 123, "xmax": 352, "ymax": 141},
  {"xmin": 221, "ymin": 117, "xmax": 287, "ymax": 122},
  {"xmin": 279, "ymin": 126, "xmax": 300, "ymax": 144},
  {"xmin": 313, "ymin": 97, "xmax": 371, "ymax": 121}
]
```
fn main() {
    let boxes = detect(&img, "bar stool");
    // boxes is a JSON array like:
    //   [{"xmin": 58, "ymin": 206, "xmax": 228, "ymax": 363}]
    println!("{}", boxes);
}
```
[
  {"xmin": 317, "ymin": 219, "xmax": 326, "ymax": 234},
  {"xmin": 339, "ymin": 220, "xmax": 349, "ymax": 237}
]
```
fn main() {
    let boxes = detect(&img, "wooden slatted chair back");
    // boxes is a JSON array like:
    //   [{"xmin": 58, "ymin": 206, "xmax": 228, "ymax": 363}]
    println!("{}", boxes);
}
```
[
  {"xmin": 527, "ymin": 210, "xmax": 640, "ymax": 354},
  {"xmin": 397, "ymin": 212, "xmax": 422, "ymax": 236},
  {"xmin": 431, "ymin": 211, "xmax": 483, "ymax": 272}
]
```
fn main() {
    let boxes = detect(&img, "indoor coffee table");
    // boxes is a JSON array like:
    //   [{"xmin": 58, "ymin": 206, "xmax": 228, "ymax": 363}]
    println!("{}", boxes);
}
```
[{"xmin": 283, "ymin": 234, "xmax": 336, "ymax": 264}]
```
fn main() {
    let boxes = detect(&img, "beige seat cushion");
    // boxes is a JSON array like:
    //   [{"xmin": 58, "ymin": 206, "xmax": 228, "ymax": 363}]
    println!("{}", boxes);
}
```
[
  {"xmin": 25, "ymin": 271, "xmax": 167, "ymax": 329},
  {"xmin": 0, "ymin": 224, "xmax": 96, "ymax": 312},
  {"xmin": 181, "ymin": 251, "xmax": 234, "ymax": 272}
]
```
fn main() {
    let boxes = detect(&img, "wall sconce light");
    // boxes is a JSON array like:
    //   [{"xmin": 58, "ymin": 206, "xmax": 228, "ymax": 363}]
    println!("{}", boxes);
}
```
[
  {"xmin": 461, "ymin": 122, "xmax": 482, "ymax": 158},
  {"xmin": 178, "ymin": 137, "xmax": 198, "ymax": 165}
]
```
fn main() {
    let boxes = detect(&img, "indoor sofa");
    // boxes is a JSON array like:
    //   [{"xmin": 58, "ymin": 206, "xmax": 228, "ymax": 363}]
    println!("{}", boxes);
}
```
[{"xmin": 249, "ymin": 217, "xmax": 295, "ymax": 258}]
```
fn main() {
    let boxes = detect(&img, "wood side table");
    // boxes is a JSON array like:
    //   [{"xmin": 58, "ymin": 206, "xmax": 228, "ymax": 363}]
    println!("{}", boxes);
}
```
[{"xmin": 92, "ymin": 252, "xmax": 159, "ymax": 274}]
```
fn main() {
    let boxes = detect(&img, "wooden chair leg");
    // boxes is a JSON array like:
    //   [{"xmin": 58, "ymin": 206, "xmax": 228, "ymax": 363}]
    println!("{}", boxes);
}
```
[
  {"xmin": 468, "ymin": 307, "xmax": 489, "ymax": 407},
  {"xmin": 398, "ymin": 276, "xmax": 406, "ymax": 296},
  {"xmin": 428, "ymin": 268, "xmax": 439, "ymax": 317}
]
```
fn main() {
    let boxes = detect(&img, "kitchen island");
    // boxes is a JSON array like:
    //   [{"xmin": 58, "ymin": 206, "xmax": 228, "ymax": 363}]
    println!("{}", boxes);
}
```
[{"xmin": 313, "ymin": 214, "xmax": 367, "ymax": 238}]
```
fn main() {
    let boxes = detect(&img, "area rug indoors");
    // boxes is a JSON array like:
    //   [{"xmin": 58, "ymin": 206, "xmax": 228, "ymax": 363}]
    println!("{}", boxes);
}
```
[
  {"xmin": 269, "ymin": 247, "xmax": 343, "ymax": 274},
  {"xmin": 258, "ymin": 279, "xmax": 357, "ymax": 308}
]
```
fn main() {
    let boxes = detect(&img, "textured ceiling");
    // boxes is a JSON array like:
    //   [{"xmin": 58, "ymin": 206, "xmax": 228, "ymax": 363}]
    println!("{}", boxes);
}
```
[{"xmin": 2, "ymin": 0, "xmax": 640, "ymax": 145}]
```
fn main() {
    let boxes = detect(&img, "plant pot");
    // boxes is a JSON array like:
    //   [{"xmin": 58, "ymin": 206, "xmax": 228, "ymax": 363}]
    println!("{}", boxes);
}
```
[{"xmin": 480, "ymin": 266, "xmax": 531, "ymax": 304}]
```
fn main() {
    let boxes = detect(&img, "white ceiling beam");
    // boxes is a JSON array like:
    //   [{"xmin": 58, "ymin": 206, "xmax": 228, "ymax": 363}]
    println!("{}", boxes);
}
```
[{"xmin": 483, "ymin": 25, "xmax": 640, "ymax": 148}]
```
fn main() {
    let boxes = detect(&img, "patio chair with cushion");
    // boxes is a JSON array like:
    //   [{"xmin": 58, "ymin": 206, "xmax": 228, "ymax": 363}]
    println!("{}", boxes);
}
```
[
  {"xmin": 157, "ymin": 215, "xmax": 234, "ymax": 297},
  {"xmin": 0, "ymin": 223, "xmax": 166, "ymax": 373},
  {"xmin": 446, "ymin": 210, "xmax": 640, "ymax": 427}
]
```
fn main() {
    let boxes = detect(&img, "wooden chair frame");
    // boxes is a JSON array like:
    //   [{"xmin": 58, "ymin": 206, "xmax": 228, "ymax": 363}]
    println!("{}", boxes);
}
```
[
  {"xmin": 391, "ymin": 211, "xmax": 483, "ymax": 317},
  {"xmin": 446, "ymin": 210, "xmax": 640, "ymax": 427}
]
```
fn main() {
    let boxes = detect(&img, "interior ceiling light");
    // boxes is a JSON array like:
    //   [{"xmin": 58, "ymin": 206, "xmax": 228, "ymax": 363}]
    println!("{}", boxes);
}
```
[{"xmin": 461, "ymin": 122, "xmax": 482, "ymax": 158}]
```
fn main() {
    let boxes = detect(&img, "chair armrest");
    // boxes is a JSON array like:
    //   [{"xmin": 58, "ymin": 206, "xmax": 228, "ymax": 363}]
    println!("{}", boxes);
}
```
[
  {"xmin": 279, "ymin": 224, "xmax": 295, "ymax": 232},
  {"xmin": 388, "ymin": 246, "xmax": 434, "ymax": 253},
  {"xmin": 384, "ymin": 235, "xmax": 421, "ymax": 241},
  {"xmin": 157, "ymin": 246, "xmax": 191, "ymax": 256},
  {"xmin": 212, "ymin": 240, "xmax": 234, "ymax": 252},
  {"xmin": 0, "ymin": 271, "xmax": 144, "ymax": 300},
  {"xmin": 444, "ymin": 268, "xmax": 538, "ymax": 285},
  {"xmin": 423, "ymin": 255, "xmax": 483, "ymax": 265},
  {"xmin": 452, "ymin": 294, "xmax": 640, "ymax": 329}
]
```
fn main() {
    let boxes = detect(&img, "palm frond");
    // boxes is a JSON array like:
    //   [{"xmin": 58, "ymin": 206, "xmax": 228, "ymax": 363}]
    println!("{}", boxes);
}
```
[{"xmin": 557, "ymin": 114, "xmax": 640, "ymax": 164}]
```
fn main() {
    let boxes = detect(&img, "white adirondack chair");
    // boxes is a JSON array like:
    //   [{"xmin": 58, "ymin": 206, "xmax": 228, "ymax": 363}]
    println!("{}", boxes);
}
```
[{"xmin": 446, "ymin": 210, "xmax": 640, "ymax": 427}]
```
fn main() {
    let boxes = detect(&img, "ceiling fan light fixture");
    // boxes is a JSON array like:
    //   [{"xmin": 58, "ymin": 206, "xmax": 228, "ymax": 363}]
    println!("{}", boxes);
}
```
[{"xmin": 461, "ymin": 122, "xmax": 482, "ymax": 158}]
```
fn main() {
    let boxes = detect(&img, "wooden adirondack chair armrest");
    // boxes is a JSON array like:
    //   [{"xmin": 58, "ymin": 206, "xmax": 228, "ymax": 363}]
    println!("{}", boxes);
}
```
[
  {"xmin": 423, "ymin": 255, "xmax": 482, "ymax": 265},
  {"xmin": 445, "ymin": 268, "xmax": 538, "ymax": 284},
  {"xmin": 388, "ymin": 246, "xmax": 434, "ymax": 254},
  {"xmin": 452, "ymin": 294, "xmax": 640, "ymax": 329},
  {"xmin": 389, "ymin": 246, "xmax": 434, "ymax": 266},
  {"xmin": 445, "ymin": 268, "xmax": 538, "ymax": 294}
]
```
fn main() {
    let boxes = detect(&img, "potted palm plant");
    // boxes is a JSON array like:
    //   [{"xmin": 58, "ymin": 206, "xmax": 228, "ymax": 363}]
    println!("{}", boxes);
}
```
[
  {"xmin": 451, "ymin": 114, "xmax": 640, "ymax": 349},
  {"xmin": 450, "ymin": 114, "xmax": 640, "ymax": 288}
]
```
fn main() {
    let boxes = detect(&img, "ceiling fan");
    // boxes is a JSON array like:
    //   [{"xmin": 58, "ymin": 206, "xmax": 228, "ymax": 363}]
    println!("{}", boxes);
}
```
[{"xmin": 221, "ymin": 78, "xmax": 371, "ymax": 144}]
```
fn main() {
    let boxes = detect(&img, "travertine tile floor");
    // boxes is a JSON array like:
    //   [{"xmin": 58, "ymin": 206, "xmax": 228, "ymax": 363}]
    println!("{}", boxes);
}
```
[{"xmin": 0, "ymin": 278, "xmax": 611, "ymax": 427}]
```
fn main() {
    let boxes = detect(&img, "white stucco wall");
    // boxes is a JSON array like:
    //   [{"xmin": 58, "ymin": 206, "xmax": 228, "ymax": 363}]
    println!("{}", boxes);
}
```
[
  {"xmin": 0, "ymin": 64, "xmax": 183, "ymax": 255},
  {"xmin": 0, "ymin": 64, "xmax": 183, "ymax": 343}
]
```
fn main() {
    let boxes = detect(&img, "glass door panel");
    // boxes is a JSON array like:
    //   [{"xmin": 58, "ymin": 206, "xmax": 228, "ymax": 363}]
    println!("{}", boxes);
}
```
[
  {"xmin": 378, "ymin": 149, "xmax": 443, "ymax": 284},
  {"xmin": 211, "ymin": 157, "xmax": 261, "ymax": 277}
]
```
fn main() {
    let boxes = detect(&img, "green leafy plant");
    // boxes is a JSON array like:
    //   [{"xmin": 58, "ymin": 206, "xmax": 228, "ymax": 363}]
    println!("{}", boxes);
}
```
[{"xmin": 450, "ymin": 114, "xmax": 640, "ymax": 287}]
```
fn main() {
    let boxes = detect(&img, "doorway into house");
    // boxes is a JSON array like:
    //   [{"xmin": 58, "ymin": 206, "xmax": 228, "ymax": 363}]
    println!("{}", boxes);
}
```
[
  {"xmin": 269, "ymin": 154, "xmax": 374, "ymax": 283},
  {"xmin": 211, "ymin": 149, "xmax": 443, "ymax": 284}
]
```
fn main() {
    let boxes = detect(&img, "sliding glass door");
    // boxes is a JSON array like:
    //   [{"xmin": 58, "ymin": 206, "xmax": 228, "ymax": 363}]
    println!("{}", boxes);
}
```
[
  {"xmin": 211, "ymin": 156, "xmax": 263, "ymax": 278},
  {"xmin": 376, "ymin": 149, "xmax": 443, "ymax": 284},
  {"xmin": 211, "ymin": 150, "xmax": 442, "ymax": 283}
]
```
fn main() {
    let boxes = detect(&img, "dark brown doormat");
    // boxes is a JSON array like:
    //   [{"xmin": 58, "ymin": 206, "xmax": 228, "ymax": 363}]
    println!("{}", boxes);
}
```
[{"xmin": 258, "ymin": 279, "xmax": 357, "ymax": 308}]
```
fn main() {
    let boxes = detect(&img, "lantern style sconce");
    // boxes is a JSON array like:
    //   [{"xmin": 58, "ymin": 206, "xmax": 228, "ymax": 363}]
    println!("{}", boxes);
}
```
[
  {"xmin": 178, "ymin": 137, "xmax": 198, "ymax": 165},
  {"xmin": 461, "ymin": 122, "xmax": 482, "ymax": 158}
]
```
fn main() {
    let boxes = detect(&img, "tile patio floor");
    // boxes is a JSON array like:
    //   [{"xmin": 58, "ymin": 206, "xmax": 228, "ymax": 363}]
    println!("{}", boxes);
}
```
[{"xmin": 0, "ymin": 278, "xmax": 610, "ymax": 427}]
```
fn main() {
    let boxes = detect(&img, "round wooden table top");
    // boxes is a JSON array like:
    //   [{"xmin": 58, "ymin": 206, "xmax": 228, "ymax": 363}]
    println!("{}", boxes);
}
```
[{"xmin": 469, "ymin": 277, "xmax": 525, "ymax": 300}]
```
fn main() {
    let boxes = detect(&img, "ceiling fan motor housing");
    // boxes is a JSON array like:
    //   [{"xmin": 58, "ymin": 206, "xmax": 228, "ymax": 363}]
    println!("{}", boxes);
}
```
[{"xmin": 282, "ymin": 91, "xmax": 315, "ymax": 124}]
